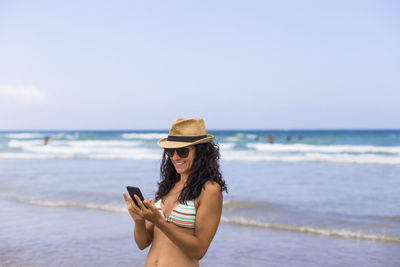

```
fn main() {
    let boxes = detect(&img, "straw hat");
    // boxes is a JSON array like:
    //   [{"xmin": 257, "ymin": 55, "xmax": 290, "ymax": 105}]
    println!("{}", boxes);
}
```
[{"xmin": 157, "ymin": 118, "xmax": 214, "ymax": 148}]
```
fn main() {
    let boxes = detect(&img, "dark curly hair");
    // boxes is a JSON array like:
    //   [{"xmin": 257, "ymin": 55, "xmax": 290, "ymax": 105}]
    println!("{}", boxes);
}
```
[{"xmin": 156, "ymin": 141, "xmax": 227, "ymax": 203}]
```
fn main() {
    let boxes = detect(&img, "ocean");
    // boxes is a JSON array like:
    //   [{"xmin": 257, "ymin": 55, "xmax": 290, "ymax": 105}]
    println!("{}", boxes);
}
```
[{"xmin": 0, "ymin": 130, "xmax": 399, "ymax": 266}]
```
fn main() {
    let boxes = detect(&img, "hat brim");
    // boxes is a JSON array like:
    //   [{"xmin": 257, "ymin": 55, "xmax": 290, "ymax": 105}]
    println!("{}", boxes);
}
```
[{"xmin": 157, "ymin": 134, "xmax": 214, "ymax": 148}]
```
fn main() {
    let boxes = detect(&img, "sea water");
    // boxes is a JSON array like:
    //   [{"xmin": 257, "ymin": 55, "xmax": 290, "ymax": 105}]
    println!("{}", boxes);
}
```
[{"xmin": 0, "ymin": 130, "xmax": 399, "ymax": 266}]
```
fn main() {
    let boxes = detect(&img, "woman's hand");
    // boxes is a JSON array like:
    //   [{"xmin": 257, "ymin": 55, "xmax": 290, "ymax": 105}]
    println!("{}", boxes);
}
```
[
  {"xmin": 123, "ymin": 192, "xmax": 148, "ymax": 222},
  {"xmin": 134, "ymin": 195, "xmax": 164, "ymax": 225},
  {"xmin": 123, "ymin": 193, "xmax": 162, "ymax": 224}
]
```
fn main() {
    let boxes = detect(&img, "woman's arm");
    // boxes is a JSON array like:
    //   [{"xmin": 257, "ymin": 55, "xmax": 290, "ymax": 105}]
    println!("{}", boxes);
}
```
[
  {"xmin": 133, "ymin": 220, "xmax": 154, "ymax": 250},
  {"xmin": 134, "ymin": 181, "xmax": 223, "ymax": 259},
  {"xmin": 123, "ymin": 192, "xmax": 154, "ymax": 250}
]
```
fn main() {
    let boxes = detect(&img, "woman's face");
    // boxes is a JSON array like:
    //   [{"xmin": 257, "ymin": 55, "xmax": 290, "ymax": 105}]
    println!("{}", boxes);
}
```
[{"xmin": 170, "ymin": 145, "xmax": 196, "ymax": 176}]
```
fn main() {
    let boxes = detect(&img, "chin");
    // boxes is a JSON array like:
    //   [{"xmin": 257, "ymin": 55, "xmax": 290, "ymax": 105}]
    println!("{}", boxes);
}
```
[{"xmin": 175, "ymin": 168, "xmax": 189, "ymax": 175}]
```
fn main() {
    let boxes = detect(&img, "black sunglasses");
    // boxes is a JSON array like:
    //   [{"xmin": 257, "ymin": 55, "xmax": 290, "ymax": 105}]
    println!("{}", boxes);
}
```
[{"xmin": 164, "ymin": 147, "xmax": 191, "ymax": 158}]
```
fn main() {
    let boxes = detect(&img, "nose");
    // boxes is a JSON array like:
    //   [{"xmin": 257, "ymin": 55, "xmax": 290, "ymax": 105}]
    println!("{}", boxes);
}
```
[{"xmin": 171, "ymin": 150, "xmax": 181, "ymax": 160}]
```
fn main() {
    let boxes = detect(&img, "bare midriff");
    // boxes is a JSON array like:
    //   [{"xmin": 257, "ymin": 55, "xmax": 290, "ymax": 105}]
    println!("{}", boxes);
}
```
[{"xmin": 144, "ymin": 225, "xmax": 199, "ymax": 267}]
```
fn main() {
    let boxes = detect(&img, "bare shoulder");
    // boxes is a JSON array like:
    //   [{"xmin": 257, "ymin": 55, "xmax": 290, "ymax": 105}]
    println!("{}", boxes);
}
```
[
  {"xmin": 203, "ymin": 181, "xmax": 222, "ymax": 193},
  {"xmin": 197, "ymin": 181, "xmax": 222, "ymax": 205}
]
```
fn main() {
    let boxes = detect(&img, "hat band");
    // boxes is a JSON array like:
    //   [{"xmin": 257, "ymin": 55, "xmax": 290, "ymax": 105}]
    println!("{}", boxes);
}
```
[{"xmin": 167, "ymin": 135, "xmax": 207, "ymax": 142}]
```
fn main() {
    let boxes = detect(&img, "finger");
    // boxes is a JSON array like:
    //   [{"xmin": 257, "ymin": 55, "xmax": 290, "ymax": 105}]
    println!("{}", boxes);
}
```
[
  {"xmin": 143, "ymin": 198, "xmax": 152, "ymax": 203},
  {"xmin": 146, "ymin": 201, "xmax": 158, "ymax": 212},
  {"xmin": 128, "ymin": 196, "xmax": 138, "ymax": 209},
  {"xmin": 126, "ymin": 195, "xmax": 134, "ymax": 206},
  {"xmin": 129, "ymin": 197, "xmax": 143, "ymax": 215},
  {"xmin": 123, "ymin": 193, "xmax": 132, "ymax": 207},
  {"xmin": 143, "ymin": 198, "xmax": 152, "ymax": 206},
  {"xmin": 124, "ymin": 197, "xmax": 142, "ymax": 218},
  {"xmin": 135, "ymin": 195, "xmax": 147, "ymax": 210},
  {"xmin": 131, "ymin": 202, "xmax": 142, "ymax": 215}
]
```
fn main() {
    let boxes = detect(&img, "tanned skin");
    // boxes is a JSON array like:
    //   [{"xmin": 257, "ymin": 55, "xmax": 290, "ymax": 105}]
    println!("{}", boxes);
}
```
[{"xmin": 123, "ymin": 146, "xmax": 223, "ymax": 267}]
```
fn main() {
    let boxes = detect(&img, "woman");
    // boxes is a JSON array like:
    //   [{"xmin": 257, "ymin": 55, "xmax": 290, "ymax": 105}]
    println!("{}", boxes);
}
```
[{"xmin": 123, "ymin": 118, "xmax": 227, "ymax": 267}]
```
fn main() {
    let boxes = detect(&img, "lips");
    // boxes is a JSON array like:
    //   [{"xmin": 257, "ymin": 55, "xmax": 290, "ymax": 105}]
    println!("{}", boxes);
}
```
[{"xmin": 174, "ymin": 161, "xmax": 186, "ymax": 170}]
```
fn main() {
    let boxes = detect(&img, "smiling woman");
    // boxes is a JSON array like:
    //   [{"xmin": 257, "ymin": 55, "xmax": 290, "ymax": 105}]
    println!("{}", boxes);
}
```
[
  {"xmin": 164, "ymin": 146, "xmax": 196, "ymax": 176},
  {"xmin": 123, "ymin": 118, "xmax": 227, "ymax": 267}
]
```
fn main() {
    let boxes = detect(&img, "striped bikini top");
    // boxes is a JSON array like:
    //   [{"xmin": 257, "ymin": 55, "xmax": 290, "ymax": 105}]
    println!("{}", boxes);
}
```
[{"xmin": 154, "ymin": 198, "xmax": 196, "ymax": 229}]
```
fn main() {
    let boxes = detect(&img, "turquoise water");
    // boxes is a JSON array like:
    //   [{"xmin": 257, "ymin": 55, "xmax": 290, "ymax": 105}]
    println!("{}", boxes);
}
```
[
  {"xmin": 0, "ymin": 130, "xmax": 400, "ymax": 266},
  {"xmin": 2, "ymin": 130, "xmax": 400, "ymax": 164}
]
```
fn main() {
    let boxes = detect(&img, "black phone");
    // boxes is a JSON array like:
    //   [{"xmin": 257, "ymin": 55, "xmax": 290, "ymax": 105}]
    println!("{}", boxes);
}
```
[{"xmin": 126, "ymin": 186, "xmax": 145, "ymax": 209}]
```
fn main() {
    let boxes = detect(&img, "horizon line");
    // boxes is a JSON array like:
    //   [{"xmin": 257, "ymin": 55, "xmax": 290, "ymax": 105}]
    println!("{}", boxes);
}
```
[{"xmin": 1, "ymin": 128, "xmax": 400, "ymax": 132}]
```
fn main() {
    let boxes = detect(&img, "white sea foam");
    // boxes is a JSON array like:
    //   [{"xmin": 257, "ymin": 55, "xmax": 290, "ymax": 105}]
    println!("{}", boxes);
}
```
[
  {"xmin": 12, "ymin": 196, "xmax": 400, "ymax": 243},
  {"xmin": 22, "ymin": 145, "xmax": 127, "ymax": 154},
  {"xmin": 8, "ymin": 140, "xmax": 44, "ymax": 147},
  {"xmin": 122, "ymin": 133, "xmax": 167, "ymax": 139},
  {"xmin": 65, "ymin": 140, "xmax": 143, "ymax": 147},
  {"xmin": 0, "ymin": 149, "xmax": 162, "ymax": 160},
  {"xmin": 4, "ymin": 139, "xmax": 400, "ymax": 164},
  {"xmin": 8, "ymin": 140, "xmax": 143, "ymax": 148},
  {"xmin": 219, "ymin": 143, "xmax": 235, "ymax": 150},
  {"xmin": 6, "ymin": 139, "xmax": 161, "ymax": 160},
  {"xmin": 221, "ymin": 150, "xmax": 400, "ymax": 165},
  {"xmin": 246, "ymin": 134, "xmax": 258, "ymax": 139},
  {"xmin": 88, "ymin": 152, "xmax": 161, "ymax": 160},
  {"xmin": 225, "ymin": 133, "xmax": 245, "ymax": 142},
  {"xmin": 13, "ymin": 197, "xmax": 126, "ymax": 213},
  {"xmin": 0, "ymin": 153, "xmax": 65, "ymax": 159},
  {"xmin": 221, "ymin": 216, "xmax": 400, "ymax": 243},
  {"xmin": 24, "ymin": 146, "xmax": 161, "ymax": 160},
  {"xmin": 2, "ymin": 146, "xmax": 400, "ymax": 164},
  {"xmin": 7, "ymin": 133, "xmax": 44, "ymax": 139},
  {"xmin": 247, "ymin": 143, "xmax": 400, "ymax": 154}
]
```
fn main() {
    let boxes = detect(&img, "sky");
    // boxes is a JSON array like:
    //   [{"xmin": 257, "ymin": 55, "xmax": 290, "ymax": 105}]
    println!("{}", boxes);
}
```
[{"xmin": 0, "ymin": 0, "xmax": 399, "ymax": 130}]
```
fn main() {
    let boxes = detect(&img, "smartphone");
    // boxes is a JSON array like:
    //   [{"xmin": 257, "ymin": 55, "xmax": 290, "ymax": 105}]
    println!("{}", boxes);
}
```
[{"xmin": 126, "ymin": 186, "xmax": 145, "ymax": 209}]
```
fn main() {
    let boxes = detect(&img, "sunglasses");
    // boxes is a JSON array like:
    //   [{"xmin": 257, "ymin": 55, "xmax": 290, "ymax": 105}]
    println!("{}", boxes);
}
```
[{"xmin": 164, "ymin": 147, "xmax": 191, "ymax": 158}]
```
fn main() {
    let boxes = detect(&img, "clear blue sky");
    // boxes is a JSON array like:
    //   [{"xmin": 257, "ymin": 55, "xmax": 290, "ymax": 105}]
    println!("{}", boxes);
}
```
[{"xmin": 0, "ymin": 0, "xmax": 399, "ymax": 130}]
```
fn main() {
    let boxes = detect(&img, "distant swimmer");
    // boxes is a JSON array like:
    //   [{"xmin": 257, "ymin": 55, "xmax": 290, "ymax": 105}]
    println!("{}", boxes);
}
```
[
  {"xmin": 268, "ymin": 135, "xmax": 274, "ymax": 144},
  {"xmin": 298, "ymin": 136, "xmax": 303, "ymax": 140},
  {"xmin": 44, "ymin": 136, "xmax": 53, "ymax": 145},
  {"xmin": 286, "ymin": 136, "xmax": 291, "ymax": 142}
]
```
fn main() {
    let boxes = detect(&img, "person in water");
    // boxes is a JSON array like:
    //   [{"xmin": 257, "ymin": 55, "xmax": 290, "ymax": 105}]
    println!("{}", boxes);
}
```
[
  {"xmin": 43, "ymin": 135, "xmax": 53, "ymax": 145},
  {"xmin": 123, "ymin": 118, "xmax": 227, "ymax": 267}
]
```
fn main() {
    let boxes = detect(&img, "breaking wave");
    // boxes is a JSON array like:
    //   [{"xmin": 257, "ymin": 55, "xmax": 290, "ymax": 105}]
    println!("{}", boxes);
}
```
[
  {"xmin": 13, "ymin": 197, "xmax": 400, "ymax": 243},
  {"xmin": 221, "ymin": 216, "xmax": 400, "ymax": 243},
  {"xmin": 13, "ymin": 197, "xmax": 126, "ymax": 213}
]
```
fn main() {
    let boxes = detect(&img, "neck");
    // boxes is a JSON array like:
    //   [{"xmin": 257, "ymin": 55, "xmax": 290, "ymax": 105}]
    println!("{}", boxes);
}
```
[{"xmin": 179, "ymin": 173, "xmax": 189, "ymax": 184}]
